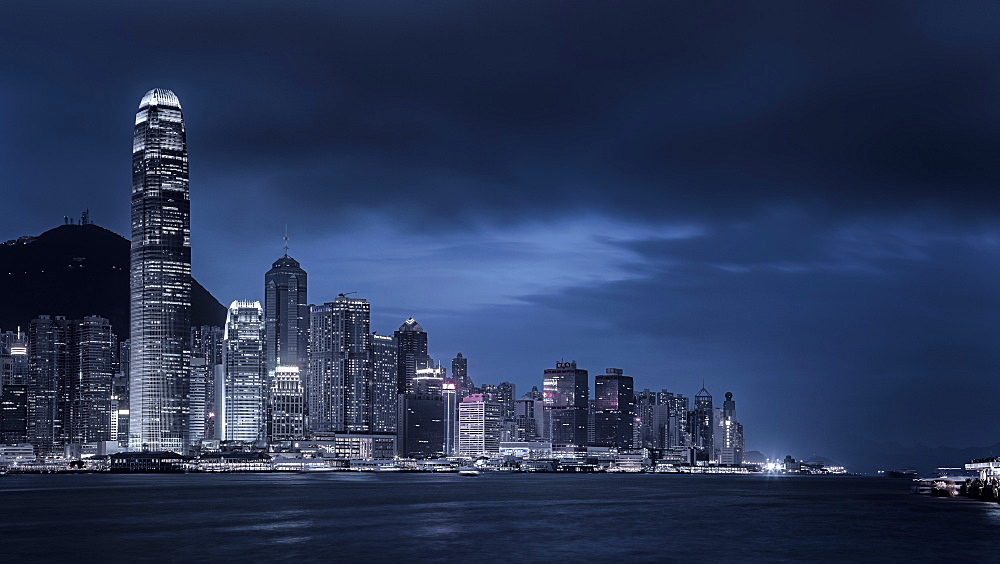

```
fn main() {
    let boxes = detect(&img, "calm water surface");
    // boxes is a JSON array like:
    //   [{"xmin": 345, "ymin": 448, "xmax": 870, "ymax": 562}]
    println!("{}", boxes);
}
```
[{"xmin": 0, "ymin": 473, "xmax": 996, "ymax": 561}]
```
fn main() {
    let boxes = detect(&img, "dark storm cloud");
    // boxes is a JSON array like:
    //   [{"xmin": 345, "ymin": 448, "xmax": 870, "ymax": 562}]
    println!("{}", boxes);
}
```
[
  {"xmin": 5, "ymin": 1, "xmax": 1000, "ymax": 231},
  {"xmin": 2, "ymin": 1, "xmax": 1000, "ymax": 468}
]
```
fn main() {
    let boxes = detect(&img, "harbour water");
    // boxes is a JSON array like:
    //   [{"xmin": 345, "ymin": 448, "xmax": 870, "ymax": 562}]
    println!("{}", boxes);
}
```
[{"xmin": 1, "ymin": 473, "xmax": 997, "ymax": 561}]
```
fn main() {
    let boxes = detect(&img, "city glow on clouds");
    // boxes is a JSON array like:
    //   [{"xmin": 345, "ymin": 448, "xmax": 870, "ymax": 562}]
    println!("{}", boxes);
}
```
[{"xmin": 198, "ymin": 210, "xmax": 704, "ymax": 317}]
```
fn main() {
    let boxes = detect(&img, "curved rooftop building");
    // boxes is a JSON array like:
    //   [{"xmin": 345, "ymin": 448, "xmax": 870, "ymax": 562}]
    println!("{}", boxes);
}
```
[{"xmin": 129, "ymin": 88, "xmax": 191, "ymax": 452}]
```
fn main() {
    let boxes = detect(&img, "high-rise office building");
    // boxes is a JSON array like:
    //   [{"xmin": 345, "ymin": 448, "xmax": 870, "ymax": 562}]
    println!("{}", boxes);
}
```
[
  {"xmin": 413, "ymin": 364, "xmax": 445, "ymax": 396},
  {"xmin": 113, "ymin": 340, "xmax": 130, "ymax": 445},
  {"xmin": 0, "ymin": 385, "xmax": 28, "ymax": 445},
  {"xmin": 0, "ymin": 328, "xmax": 29, "ymax": 388},
  {"xmin": 191, "ymin": 326, "xmax": 224, "ymax": 366},
  {"xmin": 70, "ymin": 316, "xmax": 115, "ymax": 445},
  {"xmin": 188, "ymin": 357, "xmax": 211, "ymax": 444},
  {"xmin": 660, "ymin": 391, "xmax": 690, "ymax": 448},
  {"xmin": 129, "ymin": 88, "xmax": 191, "ymax": 453},
  {"xmin": 223, "ymin": 301, "xmax": 265, "ymax": 442},
  {"xmin": 264, "ymin": 251, "xmax": 308, "ymax": 375},
  {"xmin": 308, "ymin": 297, "xmax": 371, "ymax": 433},
  {"xmin": 458, "ymin": 394, "xmax": 503, "ymax": 457},
  {"xmin": 369, "ymin": 333, "xmax": 398, "ymax": 434},
  {"xmin": 481, "ymin": 382, "xmax": 516, "ymax": 419},
  {"xmin": 442, "ymin": 381, "xmax": 459, "ymax": 455},
  {"xmin": 190, "ymin": 326, "xmax": 223, "ymax": 443},
  {"xmin": 0, "ymin": 328, "xmax": 29, "ymax": 444},
  {"xmin": 394, "ymin": 318, "xmax": 430, "ymax": 394},
  {"xmin": 27, "ymin": 316, "xmax": 72, "ymax": 456},
  {"xmin": 397, "ymin": 394, "xmax": 444, "ymax": 458},
  {"xmin": 451, "ymin": 353, "xmax": 473, "ymax": 397},
  {"xmin": 543, "ymin": 361, "xmax": 589, "ymax": 447},
  {"xmin": 513, "ymin": 395, "xmax": 546, "ymax": 441},
  {"xmin": 690, "ymin": 387, "xmax": 714, "ymax": 457},
  {"xmin": 715, "ymin": 391, "xmax": 744, "ymax": 464},
  {"xmin": 27, "ymin": 316, "xmax": 116, "ymax": 455},
  {"xmin": 270, "ymin": 366, "xmax": 305, "ymax": 441},
  {"xmin": 593, "ymin": 368, "xmax": 635, "ymax": 449},
  {"xmin": 635, "ymin": 389, "xmax": 660, "ymax": 448}
]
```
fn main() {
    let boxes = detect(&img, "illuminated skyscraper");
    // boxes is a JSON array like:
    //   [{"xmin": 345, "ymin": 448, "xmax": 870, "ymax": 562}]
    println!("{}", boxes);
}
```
[
  {"xmin": 270, "ymin": 366, "xmax": 305, "ymax": 441},
  {"xmin": 593, "ymin": 368, "xmax": 635, "ymax": 449},
  {"xmin": 27, "ymin": 316, "xmax": 72, "ymax": 456},
  {"xmin": 223, "ymin": 301, "xmax": 265, "ymax": 442},
  {"xmin": 690, "ymin": 387, "xmax": 714, "ymax": 457},
  {"xmin": 458, "ymin": 394, "xmax": 503, "ymax": 457},
  {"xmin": 71, "ymin": 316, "xmax": 115, "ymax": 445},
  {"xmin": 308, "ymin": 296, "xmax": 371, "ymax": 433},
  {"xmin": 264, "ymin": 250, "xmax": 308, "ymax": 376},
  {"xmin": 451, "ymin": 353, "xmax": 473, "ymax": 396},
  {"xmin": 129, "ymin": 88, "xmax": 191, "ymax": 452},
  {"xmin": 394, "ymin": 318, "xmax": 430, "ymax": 393},
  {"xmin": 715, "ymin": 391, "xmax": 744, "ymax": 464},
  {"xmin": 543, "ymin": 361, "xmax": 589, "ymax": 447},
  {"xmin": 369, "ymin": 333, "xmax": 398, "ymax": 434}
]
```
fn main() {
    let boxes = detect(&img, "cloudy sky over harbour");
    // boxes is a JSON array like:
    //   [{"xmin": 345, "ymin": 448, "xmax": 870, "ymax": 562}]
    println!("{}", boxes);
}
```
[{"xmin": 3, "ymin": 1, "xmax": 1000, "ymax": 465}]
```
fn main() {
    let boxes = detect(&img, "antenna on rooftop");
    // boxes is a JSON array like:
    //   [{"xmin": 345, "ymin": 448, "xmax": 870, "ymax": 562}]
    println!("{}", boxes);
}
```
[{"xmin": 283, "ymin": 225, "xmax": 289, "ymax": 257}]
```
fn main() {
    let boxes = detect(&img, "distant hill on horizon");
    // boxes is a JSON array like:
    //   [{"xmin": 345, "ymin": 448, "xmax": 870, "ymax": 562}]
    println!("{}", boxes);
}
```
[{"xmin": 0, "ymin": 223, "xmax": 226, "ymax": 337}]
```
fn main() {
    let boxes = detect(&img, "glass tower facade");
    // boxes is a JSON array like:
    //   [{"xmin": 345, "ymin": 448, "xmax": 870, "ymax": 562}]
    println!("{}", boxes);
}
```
[
  {"xmin": 264, "ymin": 255, "xmax": 308, "ymax": 376},
  {"xmin": 308, "ymin": 297, "xmax": 371, "ymax": 433},
  {"xmin": 394, "ymin": 318, "xmax": 430, "ymax": 394},
  {"xmin": 129, "ymin": 88, "xmax": 191, "ymax": 452},
  {"xmin": 543, "ymin": 361, "xmax": 589, "ymax": 447},
  {"xmin": 223, "ymin": 301, "xmax": 265, "ymax": 442},
  {"xmin": 593, "ymin": 369, "xmax": 635, "ymax": 449}
]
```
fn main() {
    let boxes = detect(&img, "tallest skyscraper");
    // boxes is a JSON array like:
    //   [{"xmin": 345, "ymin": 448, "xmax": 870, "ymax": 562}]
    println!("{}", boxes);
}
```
[{"xmin": 129, "ymin": 88, "xmax": 192, "ymax": 452}]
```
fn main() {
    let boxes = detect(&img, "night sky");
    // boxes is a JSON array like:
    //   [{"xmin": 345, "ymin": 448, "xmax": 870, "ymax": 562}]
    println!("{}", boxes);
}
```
[{"xmin": 3, "ymin": 1, "xmax": 1000, "ymax": 468}]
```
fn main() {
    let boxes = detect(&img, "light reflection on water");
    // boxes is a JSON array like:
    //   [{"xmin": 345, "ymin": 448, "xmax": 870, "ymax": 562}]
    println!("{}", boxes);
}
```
[{"xmin": 1, "ymin": 474, "xmax": 997, "ymax": 560}]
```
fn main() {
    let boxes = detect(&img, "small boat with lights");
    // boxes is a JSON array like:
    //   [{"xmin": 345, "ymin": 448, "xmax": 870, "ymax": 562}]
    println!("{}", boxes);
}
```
[{"xmin": 458, "ymin": 467, "xmax": 480, "ymax": 477}]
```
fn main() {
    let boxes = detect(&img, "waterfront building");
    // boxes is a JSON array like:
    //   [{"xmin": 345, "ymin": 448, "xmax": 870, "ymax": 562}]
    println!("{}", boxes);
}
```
[
  {"xmin": 129, "ymin": 88, "xmax": 192, "ymax": 453},
  {"xmin": 0, "ymin": 384, "xmax": 28, "ymax": 444},
  {"xmin": 394, "ymin": 318, "xmax": 430, "ymax": 394},
  {"xmin": 0, "ymin": 328, "xmax": 29, "ymax": 387},
  {"xmin": 458, "ymin": 394, "xmax": 503, "ymax": 458},
  {"xmin": 223, "ymin": 301, "xmax": 265, "ymax": 442},
  {"xmin": 499, "ymin": 441, "xmax": 552, "ymax": 459},
  {"xmin": 270, "ymin": 366, "xmax": 305, "ymax": 441},
  {"xmin": 443, "ymin": 381, "xmax": 459, "ymax": 455},
  {"xmin": 397, "ymin": 393, "xmax": 444, "ymax": 458},
  {"xmin": 593, "ymin": 368, "xmax": 635, "ymax": 449},
  {"xmin": 690, "ymin": 387, "xmax": 714, "ymax": 458},
  {"xmin": 715, "ymin": 391, "xmax": 744, "ymax": 464},
  {"xmin": 543, "ymin": 361, "xmax": 589, "ymax": 447},
  {"xmin": 264, "ymin": 250, "xmax": 308, "ymax": 378},
  {"xmin": 0, "ymin": 329, "xmax": 29, "ymax": 444},
  {"xmin": 113, "ymin": 340, "xmax": 129, "ymax": 445},
  {"xmin": 661, "ymin": 391, "xmax": 690, "ymax": 448},
  {"xmin": 27, "ymin": 316, "xmax": 72, "ymax": 455},
  {"xmin": 634, "ymin": 389, "xmax": 661, "ymax": 449},
  {"xmin": 308, "ymin": 296, "xmax": 371, "ymax": 433},
  {"xmin": 26, "ymin": 315, "xmax": 116, "ymax": 455},
  {"xmin": 70, "ymin": 316, "xmax": 115, "ymax": 445},
  {"xmin": 369, "ymin": 333, "xmax": 398, "ymax": 434}
]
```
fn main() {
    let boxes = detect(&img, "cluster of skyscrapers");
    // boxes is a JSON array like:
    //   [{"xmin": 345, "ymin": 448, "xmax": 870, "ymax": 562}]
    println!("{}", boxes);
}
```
[{"xmin": 0, "ymin": 89, "xmax": 745, "ymax": 465}]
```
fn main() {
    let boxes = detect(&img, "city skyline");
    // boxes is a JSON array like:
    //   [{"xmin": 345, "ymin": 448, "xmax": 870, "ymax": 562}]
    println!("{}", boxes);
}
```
[{"xmin": 3, "ymin": 2, "xmax": 1000, "ymax": 468}]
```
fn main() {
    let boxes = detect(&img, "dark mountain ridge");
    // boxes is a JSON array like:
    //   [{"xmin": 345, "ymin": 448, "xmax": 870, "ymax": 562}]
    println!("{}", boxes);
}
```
[{"xmin": 0, "ymin": 224, "xmax": 226, "ymax": 336}]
